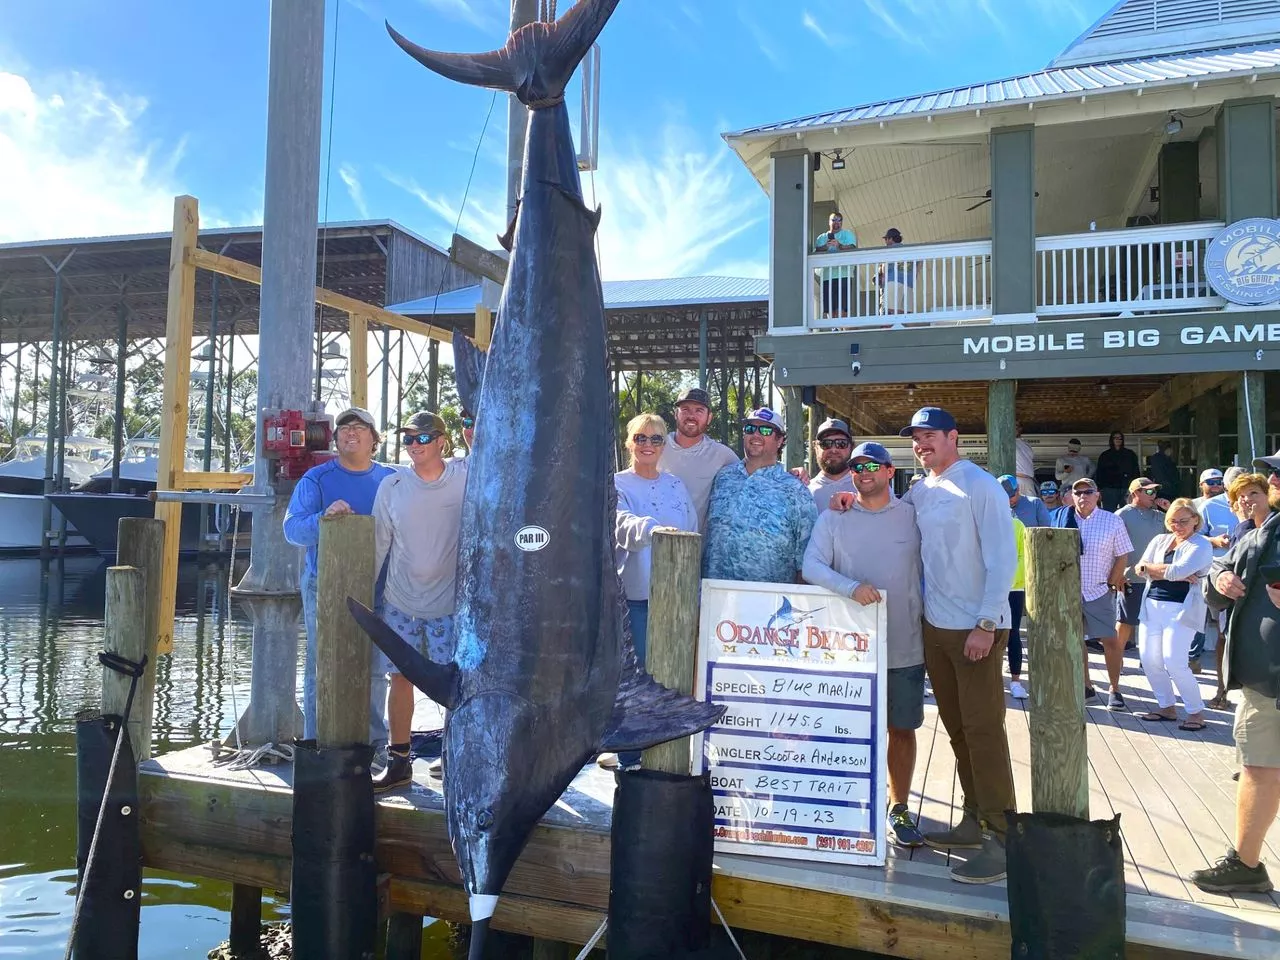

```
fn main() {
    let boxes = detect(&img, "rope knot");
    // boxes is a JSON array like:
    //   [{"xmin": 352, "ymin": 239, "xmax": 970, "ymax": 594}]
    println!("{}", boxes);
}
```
[{"xmin": 98, "ymin": 651, "xmax": 147, "ymax": 678}]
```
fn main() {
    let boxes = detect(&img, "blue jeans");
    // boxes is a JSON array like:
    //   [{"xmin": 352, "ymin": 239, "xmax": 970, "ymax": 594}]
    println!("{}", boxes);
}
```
[
  {"xmin": 619, "ymin": 600, "xmax": 649, "ymax": 768},
  {"xmin": 301, "ymin": 571, "xmax": 389, "ymax": 745}
]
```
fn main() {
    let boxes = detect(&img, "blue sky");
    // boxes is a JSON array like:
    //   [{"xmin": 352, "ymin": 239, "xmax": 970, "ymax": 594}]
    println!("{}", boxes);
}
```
[{"xmin": 0, "ymin": 0, "xmax": 1108, "ymax": 281}]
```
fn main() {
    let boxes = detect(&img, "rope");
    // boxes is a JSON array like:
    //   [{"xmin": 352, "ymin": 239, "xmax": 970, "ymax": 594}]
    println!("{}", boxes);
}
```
[
  {"xmin": 316, "ymin": 0, "xmax": 343, "ymax": 398},
  {"xmin": 63, "ymin": 654, "xmax": 148, "ymax": 960},
  {"xmin": 711, "ymin": 896, "xmax": 749, "ymax": 960},
  {"xmin": 573, "ymin": 917, "xmax": 606, "ymax": 959}
]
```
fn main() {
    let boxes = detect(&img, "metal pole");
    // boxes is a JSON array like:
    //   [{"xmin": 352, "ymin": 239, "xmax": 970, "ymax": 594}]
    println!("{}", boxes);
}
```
[
  {"xmin": 224, "ymin": 323, "xmax": 236, "ymax": 472},
  {"xmin": 41, "ymin": 271, "xmax": 64, "ymax": 554},
  {"xmin": 11, "ymin": 342, "xmax": 23, "ymax": 453},
  {"xmin": 506, "ymin": 0, "xmax": 539, "ymax": 222},
  {"xmin": 112, "ymin": 301, "xmax": 128, "ymax": 492},
  {"xmin": 697, "ymin": 310, "xmax": 707, "ymax": 390},
  {"xmin": 427, "ymin": 338, "xmax": 439, "ymax": 411},
  {"xmin": 231, "ymin": 0, "xmax": 326, "ymax": 747},
  {"xmin": 200, "ymin": 277, "xmax": 220, "ymax": 550},
  {"xmin": 379, "ymin": 328, "xmax": 390, "ymax": 459}
]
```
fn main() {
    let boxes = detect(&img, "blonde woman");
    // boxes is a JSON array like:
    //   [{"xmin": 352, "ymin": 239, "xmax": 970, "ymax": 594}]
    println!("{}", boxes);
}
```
[
  {"xmin": 1135, "ymin": 498, "xmax": 1214, "ymax": 730},
  {"xmin": 604, "ymin": 413, "xmax": 697, "ymax": 771}
]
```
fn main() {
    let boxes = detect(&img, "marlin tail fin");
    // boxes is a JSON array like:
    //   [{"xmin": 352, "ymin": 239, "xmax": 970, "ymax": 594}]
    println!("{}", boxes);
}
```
[
  {"xmin": 387, "ymin": 0, "xmax": 619, "ymax": 107},
  {"xmin": 347, "ymin": 597, "xmax": 460, "ymax": 710},
  {"xmin": 452, "ymin": 328, "xmax": 487, "ymax": 417}
]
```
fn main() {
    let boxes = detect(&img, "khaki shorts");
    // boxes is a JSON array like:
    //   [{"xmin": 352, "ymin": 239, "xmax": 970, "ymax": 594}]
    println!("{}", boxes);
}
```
[{"xmin": 1234, "ymin": 685, "xmax": 1280, "ymax": 769}]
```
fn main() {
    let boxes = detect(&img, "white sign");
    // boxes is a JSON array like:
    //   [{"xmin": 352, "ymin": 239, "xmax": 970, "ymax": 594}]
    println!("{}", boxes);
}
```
[{"xmin": 694, "ymin": 580, "xmax": 888, "ymax": 866}]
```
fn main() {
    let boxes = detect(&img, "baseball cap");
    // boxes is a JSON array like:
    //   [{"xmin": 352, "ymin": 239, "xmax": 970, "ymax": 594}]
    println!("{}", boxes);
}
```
[
  {"xmin": 1128, "ymin": 477, "xmax": 1159, "ymax": 494},
  {"xmin": 998, "ymin": 474, "xmax": 1018, "ymax": 496},
  {"xmin": 883, "ymin": 227, "xmax": 903, "ymax": 242},
  {"xmin": 899, "ymin": 406, "xmax": 957, "ymax": 437},
  {"xmin": 335, "ymin": 406, "xmax": 376, "ymax": 430},
  {"xmin": 1067, "ymin": 438, "xmax": 1082, "ymax": 450},
  {"xmin": 396, "ymin": 410, "xmax": 448, "ymax": 436},
  {"xmin": 849, "ymin": 441, "xmax": 893, "ymax": 465},
  {"xmin": 1072, "ymin": 477, "xmax": 1098, "ymax": 491},
  {"xmin": 743, "ymin": 407, "xmax": 784, "ymax": 431},
  {"xmin": 675, "ymin": 386, "xmax": 711, "ymax": 408},
  {"xmin": 1254, "ymin": 451, "xmax": 1280, "ymax": 472},
  {"xmin": 1199, "ymin": 468, "xmax": 1225, "ymax": 484},
  {"xmin": 1039, "ymin": 480, "xmax": 1058, "ymax": 496},
  {"xmin": 815, "ymin": 417, "xmax": 851, "ymax": 440}
]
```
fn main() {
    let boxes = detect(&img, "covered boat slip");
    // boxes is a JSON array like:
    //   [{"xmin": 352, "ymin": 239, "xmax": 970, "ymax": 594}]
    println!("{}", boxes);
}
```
[{"xmin": 137, "ymin": 655, "xmax": 1278, "ymax": 959}]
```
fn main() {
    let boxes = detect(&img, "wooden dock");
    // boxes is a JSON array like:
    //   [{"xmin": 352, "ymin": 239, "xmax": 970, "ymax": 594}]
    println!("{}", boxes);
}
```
[{"xmin": 135, "ymin": 648, "xmax": 1280, "ymax": 959}]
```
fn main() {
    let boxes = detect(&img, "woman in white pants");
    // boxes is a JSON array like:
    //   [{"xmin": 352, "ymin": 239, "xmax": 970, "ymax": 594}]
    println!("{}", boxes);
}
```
[{"xmin": 1135, "ymin": 498, "xmax": 1214, "ymax": 731}]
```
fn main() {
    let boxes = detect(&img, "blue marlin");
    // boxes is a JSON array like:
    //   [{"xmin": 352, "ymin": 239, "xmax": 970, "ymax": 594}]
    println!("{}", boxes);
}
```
[{"xmin": 349, "ymin": 1, "xmax": 723, "ymax": 955}]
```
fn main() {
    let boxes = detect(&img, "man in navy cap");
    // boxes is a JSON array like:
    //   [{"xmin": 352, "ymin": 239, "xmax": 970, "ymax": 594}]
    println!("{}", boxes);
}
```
[
  {"xmin": 704, "ymin": 407, "xmax": 817, "ymax": 584},
  {"xmin": 809, "ymin": 417, "xmax": 856, "ymax": 513},
  {"xmin": 901, "ymin": 405, "xmax": 1017, "ymax": 883}
]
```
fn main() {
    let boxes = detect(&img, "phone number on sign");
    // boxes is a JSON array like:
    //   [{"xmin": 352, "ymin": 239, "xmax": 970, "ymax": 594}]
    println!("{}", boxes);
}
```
[{"xmin": 817, "ymin": 835, "xmax": 875, "ymax": 854}]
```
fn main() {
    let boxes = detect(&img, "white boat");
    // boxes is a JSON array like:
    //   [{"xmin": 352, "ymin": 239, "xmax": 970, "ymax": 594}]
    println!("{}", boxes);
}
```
[{"xmin": 0, "ymin": 435, "xmax": 113, "ymax": 552}]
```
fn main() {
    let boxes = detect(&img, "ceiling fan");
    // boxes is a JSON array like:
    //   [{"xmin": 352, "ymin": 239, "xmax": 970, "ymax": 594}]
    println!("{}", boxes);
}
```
[{"xmin": 958, "ymin": 188, "xmax": 1040, "ymax": 212}]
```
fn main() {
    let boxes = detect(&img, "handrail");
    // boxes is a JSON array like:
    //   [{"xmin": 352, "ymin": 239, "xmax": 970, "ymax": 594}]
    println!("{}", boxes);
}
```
[
  {"xmin": 809, "ymin": 238, "xmax": 992, "ymax": 266},
  {"xmin": 1035, "ymin": 221, "xmax": 1224, "ymax": 250}
]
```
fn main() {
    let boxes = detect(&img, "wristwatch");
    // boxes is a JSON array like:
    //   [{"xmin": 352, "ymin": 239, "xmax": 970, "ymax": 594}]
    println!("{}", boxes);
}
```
[{"xmin": 976, "ymin": 618, "xmax": 998, "ymax": 633}]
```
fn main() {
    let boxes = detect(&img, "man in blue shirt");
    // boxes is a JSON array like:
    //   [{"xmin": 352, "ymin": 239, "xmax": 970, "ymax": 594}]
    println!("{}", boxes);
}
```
[
  {"xmin": 704, "ymin": 407, "xmax": 817, "ymax": 584},
  {"xmin": 814, "ymin": 211, "xmax": 858, "ymax": 319},
  {"xmin": 284, "ymin": 406, "xmax": 396, "ymax": 744},
  {"xmin": 999, "ymin": 474, "xmax": 1051, "ymax": 528}
]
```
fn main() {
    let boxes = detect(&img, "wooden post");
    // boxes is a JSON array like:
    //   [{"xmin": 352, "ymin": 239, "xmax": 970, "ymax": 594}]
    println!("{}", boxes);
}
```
[
  {"xmin": 474, "ymin": 305, "xmax": 493, "ymax": 351},
  {"xmin": 115, "ymin": 518, "xmax": 165, "ymax": 761},
  {"xmin": 780, "ymin": 386, "xmax": 805, "ymax": 470},
  {"xmin": 641, "ymin": 530, "xmax": 703, "ymax": 775},
  {"xmin": 385, "ymin": 912, "xmax": 424, "ymax": 960},
  {"xmin": 102, "ymin": 566, "xmax": 147, "ymax": 761},
  {"xmin": 1191, "ymin": 390, "xmax": 1220, "ymax": 472},
  {"xmin": 229, "ymin": 884, "xmax": 263, "ymax": 959},
  {"xmin": 1023, "ymin": 527, "xmax": 1088, "ymax": 819},
  {"xmin": 987, "ymin": 379, "xmax": 1017, "ymax": 479},
  {"xmin": 806, "ymin": 401, "xmax": 826, "ymax": 478},
  {"xmin": 316, "ymin": 514, "xmax": 376, "ymax": 747},
  {"xmin": 155, "ymin": 195, "xmax": 200, "ymax": 656},
  {"xmin": 348, "ymin": 312, "xmax": 369, "ymax": 411}
]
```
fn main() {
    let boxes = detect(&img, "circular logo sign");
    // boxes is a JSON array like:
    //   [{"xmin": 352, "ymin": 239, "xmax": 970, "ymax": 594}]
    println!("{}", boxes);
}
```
[
  {"xmin": 1205, "ymin": 218, "xmax": 1280, "ymax": 305},
  {"xmin": 514, "ymin": 525, "xmax": 550, "ymax": 552}
]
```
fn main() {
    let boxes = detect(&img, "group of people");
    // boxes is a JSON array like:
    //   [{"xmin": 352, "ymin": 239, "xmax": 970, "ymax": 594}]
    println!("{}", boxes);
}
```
[
  {"xmin": 813, "ymin": 212, "xmax": 914, "ymax": 318},
  {"xmin": 281, "ymin": 393, "xmax": 1280, "ymax": 897}
]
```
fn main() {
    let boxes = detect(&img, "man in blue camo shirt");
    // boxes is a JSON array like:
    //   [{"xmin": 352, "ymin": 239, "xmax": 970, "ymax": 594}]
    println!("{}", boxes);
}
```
[{"xmin": 704, "ymin": 407, "xmax": 818, "ymax": 584}]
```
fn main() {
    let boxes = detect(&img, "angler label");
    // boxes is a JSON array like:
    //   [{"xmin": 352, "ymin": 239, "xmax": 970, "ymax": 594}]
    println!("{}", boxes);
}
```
[
  {"xmin": 514, "ymin": 525, "xmax": 550, "ymax": 552},
  {"xmin": 695, "ymin": 580, "xmax": 887, "ymax": 867}
]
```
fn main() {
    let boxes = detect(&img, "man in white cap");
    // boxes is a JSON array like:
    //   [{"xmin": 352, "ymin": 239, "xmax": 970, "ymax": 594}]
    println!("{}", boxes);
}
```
[
  {"xmin": 1055, "ymin": 439, "xmax": 1092, "ymax": 486},
  {"xmin": 1255, "ymin": 450, "xmax": 1280, "ymax": 498},
  {"xmin": 284, "ymin": 406, "xmax": 396, "ymax": 747},
  {"xmin": 808, "ymin": 417, "xmax": 856, "ymax": 512},
  {"xmin": 660, "ymin": 386, "xmax": 738, "ymax": 531},
  {"xmin": 704, "ymin": 407, "xmax": 817, "ymax": 584}
]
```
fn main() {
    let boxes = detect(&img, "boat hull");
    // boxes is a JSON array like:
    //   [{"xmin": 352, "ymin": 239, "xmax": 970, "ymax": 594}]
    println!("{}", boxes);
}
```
[
  {"xmin": 0, "ymin": 493, "xmax": 91, "ymax": 553},
  {"xmin": 45, "ymin": 493, "xmax": 250, "ymax": 558}
]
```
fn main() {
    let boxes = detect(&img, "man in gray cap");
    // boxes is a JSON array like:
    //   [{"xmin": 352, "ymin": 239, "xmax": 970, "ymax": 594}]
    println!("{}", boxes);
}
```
[
  {"xmin": 808, "ymin": 417, "xmax": 856, "ymax": 513},
  {"xmin": 1256, "ymin": 450, "xmax": 1280, "ymax": 498},
  {"xmin": 284, "ymin": 406, "xmax": 395, "ymax": 748},
  {"xmin": 661, "ymin": 386, "xmax": 738, "ymax": 531}
]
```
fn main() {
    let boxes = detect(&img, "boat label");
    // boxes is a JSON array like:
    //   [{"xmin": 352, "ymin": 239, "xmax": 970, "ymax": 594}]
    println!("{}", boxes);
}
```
[{"xmin": 514, "ymin": 525, "xmax": 550, "ymax": 552}]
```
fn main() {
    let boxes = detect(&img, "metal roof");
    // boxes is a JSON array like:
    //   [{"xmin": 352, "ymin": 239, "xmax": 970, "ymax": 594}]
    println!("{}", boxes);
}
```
[
  {"xmin": 386, "ymin": 276, "xmax": 769, "ymax": 316},
  {"xmin": 724, "ymin": 42, "xmax": 1280, "ymax": 140}
]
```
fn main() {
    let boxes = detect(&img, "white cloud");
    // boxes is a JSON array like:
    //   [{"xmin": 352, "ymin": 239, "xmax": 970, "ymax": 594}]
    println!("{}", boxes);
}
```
[
  {"xmin": 802, "ymin": 11, "xmax": 833, "ymax": 47},
  {"xmin": 417, "ymin": 0, "xmax": 501, "ymax": 33},
  {"xmin": 339, "ymin": 162, "xmax": 370, "ymax": 218},
  {"xmin": 379, "ymin": 165, "xmax": 506, "ymax": 243},
  {"xmin": 0, "ymin": 69, "xmax": 186, "ymax": 242},
  {"xmin": 861, "ymin": 0, "xmax": 926, "ymax": 48},
  {"xmin": 739, "ymin": 10, "xmax": 784, "ymax": 69}
]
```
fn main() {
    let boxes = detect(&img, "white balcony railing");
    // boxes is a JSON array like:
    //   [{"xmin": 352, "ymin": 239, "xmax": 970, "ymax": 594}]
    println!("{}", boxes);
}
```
[
  {"xmin": 1035, "ymin": 222, "xmax": 1226, "ymax": 317},
  {"xmin": 807, "ymin": 240, "xmax": 992, "ymax": 329}
]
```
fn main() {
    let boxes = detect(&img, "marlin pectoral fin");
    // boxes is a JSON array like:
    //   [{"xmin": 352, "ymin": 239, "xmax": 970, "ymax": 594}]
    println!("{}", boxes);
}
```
[
  {"xmin": 346, "ymin": 597, "xmax": 460, "ymax": 710},
  {"xmin": 497, "ymin": 198, "xmax": 520, "ymax": 253},
  {"xmin": 451, "ymin": 328, "xmax": 487, "ymax": 417},
  {"xmin": 598, "ymin": 673, "xmax": 726, "ymax": 754}
]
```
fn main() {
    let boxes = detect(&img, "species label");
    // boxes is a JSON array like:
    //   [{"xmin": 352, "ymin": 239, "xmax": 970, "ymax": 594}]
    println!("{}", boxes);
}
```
[
  {"xmin": 514, "ymin": 525, "xmax": 550, "ymax": 552},
  {"xmin": 695, "ymin": 580, "xmax": 887, "ymax": 866}
]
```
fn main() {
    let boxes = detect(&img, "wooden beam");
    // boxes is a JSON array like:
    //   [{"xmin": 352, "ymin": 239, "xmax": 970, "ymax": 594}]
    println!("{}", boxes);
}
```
[
  {"xmin": 185, "ymin": 248, "xmax": 454, "ymax": 344},
  {"xmin": 642, "ymin": 531, "xmax": 703, "ymax": 774},
  {"xmin": 316, "ymin": 515, "xmax": 375, "ymax": 747},
  {"xmin": 115, "ymin": 518, "xmax": 166, "ymax": 762},
  {"xmin": 155, "ymin": 195, "xmax": 200, "ymax": 655},
  {"xmin": 176, "ymin": 470, "xmax": 253, "ymax": 490},
  {"xmin": 450, "ymin": 232, "xmax": 508, "ymax": 286},
  {"xmin": 474, "ymin": 306, "xmax": 493, "ymax": 351},
  {"xmin": 348, "ymin": 312, "xmax": 368, "ymax": 410},
  {"xmin": 816, "ymin": 385, "xmax": 889, "ymax": 435},
  {"xmin": 1123, "ymin": 372, "xmax": 1235, "ymax": 433},
  {"xmin": 103, "ymin": 565, "xmax": 148, "ymax": 761}
]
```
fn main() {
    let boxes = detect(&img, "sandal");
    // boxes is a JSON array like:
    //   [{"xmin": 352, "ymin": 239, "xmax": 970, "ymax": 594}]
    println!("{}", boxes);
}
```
[
  {"xmin": 1140, "ymin": 712, "xmax": 1176, "ymax": 722},
  {"xmin": 1178, "ymin": 718, "xmax": 1207, "ymax": 731},
  {"xmin": 1207, "ymin": 694, "xmax": 1232, "ymax": 710}
]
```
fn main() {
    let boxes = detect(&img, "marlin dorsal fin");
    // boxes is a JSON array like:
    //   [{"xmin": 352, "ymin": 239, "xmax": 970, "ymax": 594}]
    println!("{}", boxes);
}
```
[
  {"xmin": 347, "ymin": 598, "xmax": 460, "ymax": 710},
  {"xmin": 451, "ymin": 328, "xmax": 487, "ymax": 417}
]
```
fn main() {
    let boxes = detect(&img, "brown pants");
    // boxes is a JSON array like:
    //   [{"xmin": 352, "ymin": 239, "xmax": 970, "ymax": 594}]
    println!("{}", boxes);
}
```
[{"xmin": 923, "ymin": 621, "xmax": 1017, "ymax": 837}]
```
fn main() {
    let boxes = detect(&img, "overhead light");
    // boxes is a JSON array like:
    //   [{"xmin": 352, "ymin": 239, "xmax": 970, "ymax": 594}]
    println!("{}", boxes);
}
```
[
  {"xmin": 831, "ymin": 151, "xmax": 846, "ymax": 171},
  {"xmin": 1165, "ymin": 114, "xmax": 1183, "ymax": 136}
]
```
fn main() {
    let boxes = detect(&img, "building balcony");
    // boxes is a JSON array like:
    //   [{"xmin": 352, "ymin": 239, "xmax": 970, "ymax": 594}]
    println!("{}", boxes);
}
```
[{"xmin": 799, "ymin": 221, "xmax": 1227, "ymax": 332}]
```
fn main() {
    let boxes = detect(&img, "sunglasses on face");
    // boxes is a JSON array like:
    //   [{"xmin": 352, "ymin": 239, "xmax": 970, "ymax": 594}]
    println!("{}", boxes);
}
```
[
  {"xmin": 818, "ymin": 438, "xmax": 850, "ymax": 450},
  {"xmin": 632, "ymin": 434, "xmax": 665, "ymax": 446},
  {"xmin": 1204, "ymin": 480, "xmax": 1224, "ymax": 487},
  {"xmin": 851, "ymin": 462, "xmax": 885, "ymax": 473},
  {"xmin": 337, "ymin": 421, "xmax": 370, "ymax": 433},
  {"xmin": 403, "ymin": 432, "xmax": 440, "ymax": 446},
  {"xmin": 461, "ymin": 417, "xmax": 475, "ymax": 429},
  {"xmin": 1072, "ymin": 489, "xmax": 1097, "ymax": 497},
  {"xmin": 742, "ymin": 424, "xmax": 777, "ymax": 437},
  {"xmin": 1170, "ymin": 515, "xmax": 1197, "ymax": 527}
]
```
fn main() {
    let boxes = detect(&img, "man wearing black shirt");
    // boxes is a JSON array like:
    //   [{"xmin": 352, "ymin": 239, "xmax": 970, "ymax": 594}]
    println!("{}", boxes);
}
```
[{"xmin": 1095, "ymin": 431, "xmax": 1141, "ymax": 512}]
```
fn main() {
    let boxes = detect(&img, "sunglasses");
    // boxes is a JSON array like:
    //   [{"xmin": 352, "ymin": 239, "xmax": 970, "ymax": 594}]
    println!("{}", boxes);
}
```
[
  {"xmin": 1204, "ymin": 479, "xmax": 1224, "ymax": 486},
  {"xmin": 818, "ymin": 438, "xmax": 850, "ymax": 450},
  {"xmin": 851, "ymin": 462, "xmax": 885, "ymax": 473},
  {"xmin": 742, "ymin": 424, "xmax": 778, "ymax": 436},
  {"xmin": 337, "ymin": 421, "xmax": 370, "ymax": 433},
  {"xmin": 403, "ymin": 432, "xmax": 440, "ymax": 446},
  {"xmin": 1170, "ymin": 515, "xmax": 1198, "ymax": 527},
  {"xmin": 1072, "ymin": 488, "xmax": 1098, "ymax": 496},
  {"xmin": 632, "ymin": 433, "xmax": 665, "ymax": 446},
  {"xmin": 461, "ymin": 416, "xmax": 475, "ymax": 429}
]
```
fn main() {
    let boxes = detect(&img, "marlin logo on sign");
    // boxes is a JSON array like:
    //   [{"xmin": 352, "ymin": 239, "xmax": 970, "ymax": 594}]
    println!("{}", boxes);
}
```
[
  {"xmin": 1206, "ymin": 219, "xmax": 1280, "ymax": 305},
  {"xmin": 766, "ymin": 597, "xmax": 825, "ymax": 632}
]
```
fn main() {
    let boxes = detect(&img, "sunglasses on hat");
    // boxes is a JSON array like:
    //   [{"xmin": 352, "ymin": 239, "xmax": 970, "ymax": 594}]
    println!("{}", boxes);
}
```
[{"xmin": 461, "ymin": 416, "xmax": 475, "ymax": 429}]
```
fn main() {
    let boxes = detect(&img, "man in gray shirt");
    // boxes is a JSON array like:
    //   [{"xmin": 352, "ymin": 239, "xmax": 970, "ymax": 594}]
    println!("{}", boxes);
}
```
[
  {"xmin": 369, "ymin": 411, "xmax": 467, "ymax": 792},
  {"xmin": 1115, "ymin": 478, "xmax": 1168, "ymax": 651},
  {"xmin": 803, "ymin": 441, "xmax": 925, "ymax": 848},
  {"xmin": 808, "ymin": 417, "xmax": 856, "ymax": 513},
  {"xmin": 660, "ymin": 387, "xmax": 738, "ymax": 530}
]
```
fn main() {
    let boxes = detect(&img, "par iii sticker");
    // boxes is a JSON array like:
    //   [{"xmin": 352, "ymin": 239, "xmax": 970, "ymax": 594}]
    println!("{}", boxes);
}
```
[{"xmin": 515, "ymin": 526, "xmax": 550, "ymax": 552}]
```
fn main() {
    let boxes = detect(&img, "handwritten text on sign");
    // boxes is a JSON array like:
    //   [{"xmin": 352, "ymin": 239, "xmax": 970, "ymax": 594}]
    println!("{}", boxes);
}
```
[{"xmin": 695, "ymin": 580, "xmax": 888, "ymax": 867}]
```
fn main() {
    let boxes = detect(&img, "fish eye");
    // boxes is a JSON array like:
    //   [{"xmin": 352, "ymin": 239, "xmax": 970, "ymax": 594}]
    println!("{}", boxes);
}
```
[{"xmin": 476, "ymin": 808, "xmax": 494, "ymax": 830}]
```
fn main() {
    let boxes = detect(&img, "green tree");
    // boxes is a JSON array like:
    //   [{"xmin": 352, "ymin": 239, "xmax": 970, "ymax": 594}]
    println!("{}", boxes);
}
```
[{"xmin": 400, "ymin": 364, "xmax": 464, "ymax": 450}]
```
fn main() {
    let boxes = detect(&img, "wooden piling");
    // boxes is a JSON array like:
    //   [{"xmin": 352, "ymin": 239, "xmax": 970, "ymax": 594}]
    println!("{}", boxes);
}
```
[
  {"xmin": 116, "ymin": 517, "xmax": 165, "ymax": 762},
  {"xmin": 384, "ymin": 912, "xmax": 424, "ymax": 960},
  {"xmin": 641, "ymin": 529, "xmax": 703, "ymax": 775},
  {"xmin": 316, "ymin": 513, "xmax": 376, "ymax": 747},
  {"xmin": 1023, "ymin": 526, "xmax": 1089, "ymax": 819},
  {"xmin": 102, "ymin": 566, "xmax": 148, "ymax": 761},
  {"xmin": 229, "ymin": 884, "xmax": 264, "ymax": 959}
]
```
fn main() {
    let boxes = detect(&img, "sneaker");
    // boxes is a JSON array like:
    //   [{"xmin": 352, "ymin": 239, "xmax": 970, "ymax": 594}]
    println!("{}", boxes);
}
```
[
  {"xmin": 596, "ymin": 752, "xmax": 620, "ymax": 771},
  {"xmin": 1190, "ymin": 851, "xmax": 1273, "ymax": 894},
  {"xmin": 370, "ymin": 743, "xmax": 389, "ymax": 776},
  {"xmin": 1085, "ymin": 638, "xmax": 1104, "ymax": 652},
  {"xmin": 371, "ymin": 752, "xmax": 413, "ymax": 793},
  {"xmin": 1084, "ymin": 686, "xmax": 1098, "ymax": 703},
  {"xmin": 427, "ymin": 756, "xmax": 444, "ymax": 779},
  {"xmin": 950, "ymin": 832, "xmax": 1007, "ymax": 885},
  {"xmin": 1108, "ymin": 691, "xmax": 1127, "ymax": 711},
  {"xmin": 619, "ymin": 763, "xmax": 642, "ymax": 773},
  {"xmin": 888, "ymin": 803, "xmax": 925, "ymax": 848},
  {"xmin": 1010, "ymin": 680, "xmax": 1028, "ymax": 700},
  {"xmin": 924, "ymin": 808, "xmax": 983, "ymax": 850}
]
